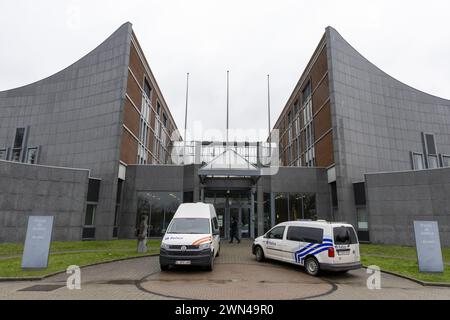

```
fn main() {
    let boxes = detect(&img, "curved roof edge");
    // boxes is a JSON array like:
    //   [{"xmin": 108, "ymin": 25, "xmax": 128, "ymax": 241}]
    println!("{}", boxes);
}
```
[
  {"xmin": 0, "ymin": 22, "xmax": 133, "ymax": 94},
  {"xmin": 326, "ymin": 26, "xmax": 450, "ymax": 104}
]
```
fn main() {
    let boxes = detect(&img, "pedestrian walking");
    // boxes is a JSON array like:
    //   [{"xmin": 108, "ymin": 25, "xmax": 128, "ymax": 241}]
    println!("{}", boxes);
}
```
[{"xmin": 229, "ymin": 217, "xmax": 241, "ymax": 244}]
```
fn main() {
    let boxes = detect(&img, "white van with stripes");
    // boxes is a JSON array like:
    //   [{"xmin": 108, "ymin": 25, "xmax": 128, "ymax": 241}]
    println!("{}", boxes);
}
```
[{"xmin": 252, "ymin": 221, "xmax": 362, "ymax": 276}]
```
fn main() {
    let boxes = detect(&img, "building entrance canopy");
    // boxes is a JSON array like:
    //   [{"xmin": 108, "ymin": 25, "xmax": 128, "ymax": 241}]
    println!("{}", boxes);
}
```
[{"xmin": 198, "ymin": 149, "xmax": 261, "ymax": 178}]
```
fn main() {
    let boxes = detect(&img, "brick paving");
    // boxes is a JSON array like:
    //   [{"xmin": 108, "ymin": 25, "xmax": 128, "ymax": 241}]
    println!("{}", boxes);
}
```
[{"xmin": 1, "ymin": 240, "xmax": 449, "ymax": 300}]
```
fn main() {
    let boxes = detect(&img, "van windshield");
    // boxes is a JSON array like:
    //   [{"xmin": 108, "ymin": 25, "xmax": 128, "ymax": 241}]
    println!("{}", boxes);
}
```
[
  {"xmin": 333, "ymin": 226, "xmax": 358, "ymax": 244},
  {"xmin": 167, "ymin": 218, "xmax": 210, "ymax": 234}
]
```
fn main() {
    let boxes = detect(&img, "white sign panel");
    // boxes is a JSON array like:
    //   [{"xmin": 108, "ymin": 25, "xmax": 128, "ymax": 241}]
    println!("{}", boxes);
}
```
[
  {"xmin": 413, "ymin": 221, "xmax": 444, "ymax": 273},
  {"xmin": 21, "ymin": 216, "xmax": 54, "ymax": 269}
]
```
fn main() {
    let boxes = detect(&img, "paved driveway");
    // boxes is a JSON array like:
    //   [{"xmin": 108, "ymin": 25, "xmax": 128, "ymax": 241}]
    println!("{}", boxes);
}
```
[{"xmin": 1, "ymin": 241, "xmax": 449, "ymax": 300}]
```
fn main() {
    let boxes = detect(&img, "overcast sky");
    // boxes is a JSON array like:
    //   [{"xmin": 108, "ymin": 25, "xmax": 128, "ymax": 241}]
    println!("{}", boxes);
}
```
[{"xmin": 1, "ymin": 0, "xmax": 449, "ymax": 141}]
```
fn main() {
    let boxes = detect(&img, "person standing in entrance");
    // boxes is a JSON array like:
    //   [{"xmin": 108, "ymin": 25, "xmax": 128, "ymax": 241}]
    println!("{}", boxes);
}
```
[{"xmin": 229, "ymin": 217, "xmax": 240, "ymax": 244}]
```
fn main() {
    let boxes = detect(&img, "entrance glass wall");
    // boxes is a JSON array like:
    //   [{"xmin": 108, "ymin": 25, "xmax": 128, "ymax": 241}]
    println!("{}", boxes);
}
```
[
  {"xmin": 137, "ymin": 192, "xmax": 182, "ymax": 237},
  {"xmin": 204, "ymin": 190, "xmax": 252, "ymax": 239}
]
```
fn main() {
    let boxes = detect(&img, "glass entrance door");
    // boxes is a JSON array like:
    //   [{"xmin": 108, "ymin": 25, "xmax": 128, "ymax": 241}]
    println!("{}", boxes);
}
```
[
  {"xmin": 228, "ymin": 206, "xmax": 251, "ymax": 239},
  {"xmin": 204, "ymin": 189, "xmax": 253, "ymax": 240},
  {"xmin": 240, "ymin": 207, "xmax": 251, "ymax": 238}
]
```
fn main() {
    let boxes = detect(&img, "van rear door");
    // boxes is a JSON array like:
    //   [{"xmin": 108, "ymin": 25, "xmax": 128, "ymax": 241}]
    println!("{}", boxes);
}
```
[{"xmin": 332, "ymin": 226, "xmax": 360, "ymax": 264}]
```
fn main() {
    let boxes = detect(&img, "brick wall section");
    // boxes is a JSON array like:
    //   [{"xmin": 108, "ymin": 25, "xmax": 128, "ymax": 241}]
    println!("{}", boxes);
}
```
[
  {"xmin": 273, "ymin": 38, "xmax": 334, "ymax": 168},
  {"xmin": 120, "ymin": 129, "xmax": 138, "ymax": 165},
  {"xmin": 0, "ymin": 160, "xmax": 90, "ymax": 242},
  {"xmin": 121, "ymin": 32, "xmax": 179, "ymax": 165}
]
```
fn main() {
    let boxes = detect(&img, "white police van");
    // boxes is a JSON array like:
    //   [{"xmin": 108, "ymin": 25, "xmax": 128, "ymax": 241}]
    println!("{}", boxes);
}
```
[
  {"xmin": 252, "ymin": 221, "xmax": 362, "ymax": 276},
  {"xmin": 160, "ymin": 203, "xmax": 221, "ymax": 271}
]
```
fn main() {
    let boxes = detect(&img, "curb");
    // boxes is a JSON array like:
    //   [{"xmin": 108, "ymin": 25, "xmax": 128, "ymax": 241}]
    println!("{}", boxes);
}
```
[
  {"xmin": 0, "ymin": 253, "xmax": 159, "ymax": 282},
  {"xmin": 363, "ymin": 266, "xmax": 450, "ymax": 288}
]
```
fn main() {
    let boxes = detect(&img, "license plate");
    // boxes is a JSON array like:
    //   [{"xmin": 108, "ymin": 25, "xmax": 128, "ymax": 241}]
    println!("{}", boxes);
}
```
[
  {"xmin": 338, "ymin": 250, "xmax": 350, "ymax": 256},
  {"xmin": 175, "ymin": 260, "xmax": 191, "ymax": 265}
]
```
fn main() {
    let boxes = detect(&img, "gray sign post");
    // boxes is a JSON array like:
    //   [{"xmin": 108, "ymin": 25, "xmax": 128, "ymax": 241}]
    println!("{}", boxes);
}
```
[
  {"xmin": 21, "ymin": 216, "xmax": 54, "ymax": 269},
  {"xmin": 413, "ymin": 221, "xmax": 444, "ymax": 273}
]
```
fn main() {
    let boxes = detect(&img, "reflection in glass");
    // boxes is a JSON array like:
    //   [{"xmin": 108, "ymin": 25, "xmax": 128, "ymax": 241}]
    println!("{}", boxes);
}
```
[
  {"xmin": 137, "ymin": 192, "xmax": 182, "ymax": 237},
  {"xmin": 275, "ymin": 193, "xmax": 288, "ymax": 224},
  {"xmin": 275, "ymin": 192, "xmax": 316, "ymax": 223}
]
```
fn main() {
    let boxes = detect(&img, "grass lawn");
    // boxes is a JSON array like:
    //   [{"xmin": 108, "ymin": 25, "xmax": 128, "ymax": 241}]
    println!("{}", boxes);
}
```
[
  {"xmin": 360, "ymin": 244, "xmax": 450, "ymax": 283},
  {"xmin": 0, "ymin": 240, "xmax": 161, "ymax": 278}
]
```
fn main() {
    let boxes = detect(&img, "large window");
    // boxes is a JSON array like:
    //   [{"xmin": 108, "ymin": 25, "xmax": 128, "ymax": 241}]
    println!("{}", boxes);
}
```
[
  {"xmin": 275, "ymin": 193, "xmax": 316, "ymax": 224},
  {"xmin": 137, "ymin": 192, "xmax": 182, "ymax": 237}
]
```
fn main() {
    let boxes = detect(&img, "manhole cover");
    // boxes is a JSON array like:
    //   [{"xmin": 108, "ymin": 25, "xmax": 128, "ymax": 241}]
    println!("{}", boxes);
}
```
[{"xmin": 19, "ymin": 285, "xmax": 65, "ymax": 292}]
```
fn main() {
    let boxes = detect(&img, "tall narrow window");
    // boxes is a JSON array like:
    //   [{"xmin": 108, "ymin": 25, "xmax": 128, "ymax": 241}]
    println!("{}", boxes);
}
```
[
  {"xmin": 14, "ymin": 128, "xmax": 25, "ymax": 148},
  {"xmin": 301, "ymin": 81, "xmax": 314, "ymax": 167},
  {"xmin": 412, "ymin": 152, "xmax": 425, "ymax": 170},
  {"xmin": 423, "ymin": 133, "xmax": 439, "ymax": 168},
  {"xmin": 302, "ymin": 81, "xmax": 312, "ymax": 105},
  {"xmin": 156, "ymin": 101, "xmax": 161, "ymax": 116},
  {"xmin": 12, "ymin": 128, "xmax": 25, "ymax": 162},
  {"xmin": 424, "ymin": 133, "xmax": 437, "ymax": 155},
  {"xmin": 84, "ymin": 204, "xmax": 96, "ymax": 226},
  {"xmin": 26, "ymin": 147, "xmax": 38, "ymax": 164},
  {"xmin": 0, "ymin": 149, "xmax": 6, "ymax": 160},
  {"xmin": 428, "ymin": 155, "xmax": 438, "ymax": 169},
  {"xmin": 357, "ymin": 208, "xmax": 368, "ymax": 231},
  {"xmin": 442, "ymin": 155, "xmax": 450, "ymax": 167},
  {"xmin": 144, "ymin": 78, "xmax": 152, "ymax": 100}
]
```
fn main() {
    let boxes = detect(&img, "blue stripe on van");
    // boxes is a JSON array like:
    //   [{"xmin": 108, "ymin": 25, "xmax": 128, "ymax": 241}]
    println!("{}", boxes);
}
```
[
  {"xmin": 294, "ymin": 243, "xmax": 315, "ymax": 261},
  {"xmin": 294, "ymin": 243, "xmax": 333, "ymax": 263}
]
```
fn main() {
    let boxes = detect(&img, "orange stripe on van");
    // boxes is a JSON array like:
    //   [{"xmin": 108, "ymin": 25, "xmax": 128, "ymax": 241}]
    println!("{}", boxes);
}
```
[{"xmin": 192, "ymin": 236, "xmax": 212, "ymax": 246}]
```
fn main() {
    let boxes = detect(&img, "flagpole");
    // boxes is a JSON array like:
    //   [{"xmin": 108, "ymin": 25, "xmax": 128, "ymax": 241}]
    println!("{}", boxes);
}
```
[
  {"xmin": 183, "ymin": 73, "xmax": 189, "ymax": 163},
  {"xmin": 267, "ymin": 74, "xmax": 272, "ymax": 158},
  {"xmin": 226, "ymin": 70, "xmax": 230, "ymax": 146}
]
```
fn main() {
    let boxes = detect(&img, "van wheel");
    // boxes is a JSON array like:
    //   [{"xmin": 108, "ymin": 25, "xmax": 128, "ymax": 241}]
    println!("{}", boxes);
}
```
[
  {"xmin": 255, "ymin": 246, "xmax": 265, "ymax": 262},
  {"xmin": 206, "ymin": 255, "xmax": 214, "ymax": 271},
  {"xmin": 160, "ymin": 264, "xmax": 169, "ymax": 271},
  {"xmin": 305, "ymin": 257, "xmax": 320, "ymax": 276}
]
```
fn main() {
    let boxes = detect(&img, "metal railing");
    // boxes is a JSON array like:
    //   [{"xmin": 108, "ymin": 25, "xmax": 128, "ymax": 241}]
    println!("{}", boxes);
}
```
[{"xmin": 170, "ymin": 141, "xmax": 277, "ymax": 167}]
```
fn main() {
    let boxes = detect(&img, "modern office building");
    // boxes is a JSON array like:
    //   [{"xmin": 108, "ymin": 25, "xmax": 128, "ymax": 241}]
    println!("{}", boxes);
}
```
[
  {"xmin": 1, "ymin": 23, "xmax": 449, "ymax": 246},
  {"xmin": 0, "ymin": 22, "xmax": 179, "ymax": 241},
  {"xmin": 273, "ymin": 27, "xmax": 450, "ymax": 243}
]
